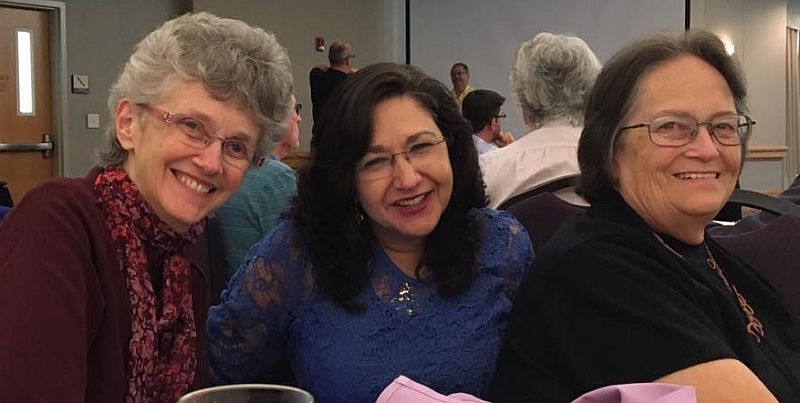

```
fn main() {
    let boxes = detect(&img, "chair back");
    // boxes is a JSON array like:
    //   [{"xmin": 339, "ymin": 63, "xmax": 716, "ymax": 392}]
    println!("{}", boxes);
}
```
[
  {"xmin": 497, "ymin": 174, "xmax": 579, "ymax": 211},
  {"xmin": 0, "ymin": 181, "xmax": 12, "ymax": 207},
  {"xmin": 506, "ymin": 192, "xmax": 585, "ymax": 252},
  {"xmin": 710, "ymin": 190, "xmax": 800, "ymax": 313}
]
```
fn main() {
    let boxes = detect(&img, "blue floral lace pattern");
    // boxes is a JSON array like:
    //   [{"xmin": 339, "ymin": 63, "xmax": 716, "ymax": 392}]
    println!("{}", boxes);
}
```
[{"xmin": 207, "ymin": 208, "xmax": 534, "ymax": 403}]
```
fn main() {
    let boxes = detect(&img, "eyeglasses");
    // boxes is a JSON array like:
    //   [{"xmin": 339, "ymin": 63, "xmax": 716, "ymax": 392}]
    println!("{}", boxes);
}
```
[
  {"xmin": 357, "ymin": 136, "xmax": 447, "ymax": 181},
  {"xmin": 619, "ymin": 113, "xmax": 755, "ymax": 147},
  {"xmin": 138, "ymin": 104, "xmax": 262, "ymax": 170},
  {"xmin": 495, "ymin": 113, "xmax": 507, "ymax": 119}
]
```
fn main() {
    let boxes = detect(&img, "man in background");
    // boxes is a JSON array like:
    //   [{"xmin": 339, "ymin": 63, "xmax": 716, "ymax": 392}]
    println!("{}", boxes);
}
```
[
  {"xmin": 462, "ymin": 89, "xmax": 514, "ymax": 154},
  {"xmin": 450, "ymin": 62, "xmax": 472, "ymax": 109},
  {"xmin": 310, "ymin": 41, "xmax": 357, "ymax": 136}
]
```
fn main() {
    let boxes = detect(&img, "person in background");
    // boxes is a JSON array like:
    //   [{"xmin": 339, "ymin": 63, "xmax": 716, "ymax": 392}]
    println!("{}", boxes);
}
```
[
  {"xmin": 212, "ymin": 95, "xmax": 302, "ymax": 283},
  {"xmin": 450, "ymin": 62, "xmax": 472, "ymax": 109},
  {"xmin": 480, "ymin": 32, "xmax": 600, "ymax": 208},
  {"xmin": 310, "ymin": 41, "xmax": 357, "ymax": 136},
  {"xmin": 462, "ymin": 89, "xmax": 515, "ymax": 155},
  {"xmin": 207, "ymin": 63, "xmax": 533, "ymax": 403},
  {"xmin": 0, "ymin": 12, "xmax": 293, "ymax": 402},
  {"xmin": 490, "ymin": 31, "xmax": 800, "ymax": 403},
  {"xmin": 272, "ymin": 95, "xmax": 303, "ymax": 161}
]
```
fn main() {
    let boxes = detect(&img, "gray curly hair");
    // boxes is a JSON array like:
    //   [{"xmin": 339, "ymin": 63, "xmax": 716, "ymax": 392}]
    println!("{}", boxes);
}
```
[
  {"xmin": 510, "ymin": 32, "xmax": 600, "ymax": 130},
  {"xmin": 97, "ymin": 12, "xmax": 293, "ymax": 166}
]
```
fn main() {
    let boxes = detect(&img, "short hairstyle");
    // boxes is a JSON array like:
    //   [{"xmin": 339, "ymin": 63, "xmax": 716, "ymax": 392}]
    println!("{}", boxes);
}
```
[
  {"xmin": 510, "ymin": 32, "xmax": 600, "ymax": 130},
  {"xmin": 450, "ymin": 62, "xmax": 469, "ymax": 73},
  {"xmin": 294, "ymin": 62, "xmax": 487, "ymax": 310},
  {"xmin": 329, "ymin": 42, "xmax": 353, "ymax": 65},
  {"xmin": 577, "ymin": 30, "xmax": 748, "ymax": 202},
  {"xmin": 461, "ymin": 89, "xmax": 505, "ymax": 132},
  {"xmin": 97, "ymin": 12, "xmax": 293, "ymax": 167}
]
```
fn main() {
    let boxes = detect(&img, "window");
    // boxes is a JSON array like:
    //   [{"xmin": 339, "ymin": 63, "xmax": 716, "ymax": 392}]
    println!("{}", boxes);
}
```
[{"xmin": 16, "ymin": 29, "xmax": 34, "ymax": 115}]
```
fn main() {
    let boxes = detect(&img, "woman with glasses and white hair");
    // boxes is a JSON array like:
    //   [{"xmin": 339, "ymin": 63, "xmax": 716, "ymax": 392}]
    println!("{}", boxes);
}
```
[
  {"xmin": 490, "ymin": 31, "xmax": 800, "ymax": 403},
  {"xmin": 0, "ymin": 12, "xmax": 292, "ymax": 402},
  {"xmin": 208, "ymin": 62, "xmax": 533, "ymax": 402}
]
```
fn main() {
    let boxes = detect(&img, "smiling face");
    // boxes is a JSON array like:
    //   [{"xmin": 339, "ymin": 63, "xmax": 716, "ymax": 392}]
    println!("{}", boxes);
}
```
[
  {"xmin": 355, "ymin": 96, "xmax": 454, "ymax": 251},
  {"xmin": 613, "ymin": 55, "xmax": 742, "ymax": 243},
  {"xmin": 116, "ymin": 80, "xmax": 261, "ymax": 232},
  {"xmin": 450, "ymin": 64, "xmax": 470, "ymax": 93}
]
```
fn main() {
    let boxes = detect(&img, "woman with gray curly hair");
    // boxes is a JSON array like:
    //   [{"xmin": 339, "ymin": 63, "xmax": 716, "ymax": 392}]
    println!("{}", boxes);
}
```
[
  {"xmin": 480, "ymin": 32, "xmax": 600, "ymax": 208},
  {"xmin": 0, "ymin": 12, "xmax": 292, "ymax": 402}
]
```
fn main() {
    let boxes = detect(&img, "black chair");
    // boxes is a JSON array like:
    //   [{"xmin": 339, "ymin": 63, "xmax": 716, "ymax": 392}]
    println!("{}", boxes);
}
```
[
  {"xmin": 497, "ymin": 174, "xmax": 580, "ymax": 211},
  {"xmin": 710, "ymin": 190, "xmax": 800, "ymax": 313},
  {"xmin": 0, "ymin": 181, "xmax": 12, "ymax": 207},
  {"xmin": 506, "ymin": 192, "xmax": 585, "ymax": 252}
]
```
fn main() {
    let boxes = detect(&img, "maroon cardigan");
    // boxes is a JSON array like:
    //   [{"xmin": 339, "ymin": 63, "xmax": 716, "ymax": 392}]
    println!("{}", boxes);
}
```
[{"xmin": 0, "ymin": 171, "xmax": 209, "ymax": 402}]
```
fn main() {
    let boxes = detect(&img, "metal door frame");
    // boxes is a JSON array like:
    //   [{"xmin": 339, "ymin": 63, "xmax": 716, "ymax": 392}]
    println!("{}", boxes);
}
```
[{"xmin": 1, "ymin": 0, "xmax": 67, "ymax": 176}]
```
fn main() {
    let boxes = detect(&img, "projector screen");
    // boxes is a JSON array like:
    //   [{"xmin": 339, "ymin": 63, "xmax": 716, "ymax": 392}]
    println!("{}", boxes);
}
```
[{"xmin": 409, "ymin": 0, "xmax": 686, "ymax": 136}]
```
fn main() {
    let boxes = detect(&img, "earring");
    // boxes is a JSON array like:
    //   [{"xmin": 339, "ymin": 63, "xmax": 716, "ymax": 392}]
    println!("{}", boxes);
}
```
[{"xmin": 355, "ymin": 204, "xmax": 365, "ymax": 225}]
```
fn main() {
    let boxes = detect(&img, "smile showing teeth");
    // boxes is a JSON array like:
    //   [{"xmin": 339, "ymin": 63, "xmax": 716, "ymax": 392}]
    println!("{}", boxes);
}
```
[
  {"xmin": 175, "ymin": 171, "xmax": 213, "ymax": 194},
  {"xmin": 396, "ymin": 193, "xmax": 426, "ymax": 207},
  {"xmin": 675, "ymin": 172, "xmax": 718, "ymax": 180}
]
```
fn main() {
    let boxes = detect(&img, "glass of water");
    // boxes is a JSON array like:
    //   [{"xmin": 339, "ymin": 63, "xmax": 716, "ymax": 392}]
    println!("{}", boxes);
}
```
[{"xmin": 177, "ymin": 384, "xmax": 314, "ymax": 403}]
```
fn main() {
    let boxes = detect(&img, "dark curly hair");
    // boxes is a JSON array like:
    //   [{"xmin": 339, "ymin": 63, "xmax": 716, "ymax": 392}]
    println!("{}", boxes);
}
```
[
  {"xmin": 577, "ymin": 30, "xmax": 748, "ymax": 202},
  {"xmin": 295, "ymin": 62, "xmax": 487, "ymax": 311}
]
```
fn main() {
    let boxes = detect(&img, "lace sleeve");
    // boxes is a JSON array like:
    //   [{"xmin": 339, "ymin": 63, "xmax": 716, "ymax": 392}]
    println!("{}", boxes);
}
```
[
  {"xmin": 479, "ymin": 209, "xmax": 535, "ymax": 298},
  {"xmin": 206, "ymin": 220, "xmax": 310, "ymax": 383}
]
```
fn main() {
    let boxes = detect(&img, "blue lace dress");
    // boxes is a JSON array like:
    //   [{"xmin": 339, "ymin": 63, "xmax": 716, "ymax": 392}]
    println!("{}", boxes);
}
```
[{"xmin": 207, "ymin": 208, "xmax": 534, "ymax": 402}]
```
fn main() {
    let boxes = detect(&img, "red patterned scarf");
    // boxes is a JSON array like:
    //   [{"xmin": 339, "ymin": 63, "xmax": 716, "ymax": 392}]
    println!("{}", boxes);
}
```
[{"xmin": 94, "ymin": 166, "xmax": 202, "ymax": 402}]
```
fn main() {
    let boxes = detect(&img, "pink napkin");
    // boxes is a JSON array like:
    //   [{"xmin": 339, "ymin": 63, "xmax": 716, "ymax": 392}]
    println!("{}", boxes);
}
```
[
  {"xmin": 570, "ymin": 383, "xmax": 696, "ymax": 403},
  {"xmin": 375, "ymin": 376, "xmax": 491, "ymax": 403}
]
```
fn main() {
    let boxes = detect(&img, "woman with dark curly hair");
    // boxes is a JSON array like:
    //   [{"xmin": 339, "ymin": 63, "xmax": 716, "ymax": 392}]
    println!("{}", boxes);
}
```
[{"xmin": 207, "ymin": 63, "xmax": 533, "ymax": 402}]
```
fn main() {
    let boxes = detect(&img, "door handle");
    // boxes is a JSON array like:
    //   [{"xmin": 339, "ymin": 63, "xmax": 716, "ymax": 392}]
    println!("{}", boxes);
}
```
[{"xmin": 0, "ymin": 134, "xmax": 54, "ymax": 159}]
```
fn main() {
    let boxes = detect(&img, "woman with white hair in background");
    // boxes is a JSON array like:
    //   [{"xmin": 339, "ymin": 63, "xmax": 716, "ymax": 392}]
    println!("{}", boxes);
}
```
[{"xmin": 480, "ymin": 32, "xmax": 600, "ymax": 208}]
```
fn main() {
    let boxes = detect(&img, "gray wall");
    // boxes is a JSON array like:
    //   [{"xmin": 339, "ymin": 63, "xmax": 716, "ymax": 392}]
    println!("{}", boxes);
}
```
[
  {"xmin": 192, "ymin": 0, "xmax": 405, "ymax": 151},
  {"xmin": 61, "ymin": 0, "xmax": 185, "ymax": 176},
  {"xmin": 410, "ymin": 0, "xmax": 685, "ymax": 138},
  {"xmin": 53, "ymin": 0, "xmax": 796, "ymax": 192},
  {"xmin": 692, "ymin": 0, "xmax": 790, "ymax": 191}
]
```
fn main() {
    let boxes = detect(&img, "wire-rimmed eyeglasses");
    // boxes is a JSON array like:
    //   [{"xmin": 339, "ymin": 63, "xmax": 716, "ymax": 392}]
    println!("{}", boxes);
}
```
[
  {"xmin": 357, "ymin": 135, "xmax": 447, "ymax": 181},
  {"xmin": 138, "ymin": 104, "xmax": 263, "ymax": 170},
  {"xmin": 618, "ymin": 113, "xmax": 755, "ymax": 147}
]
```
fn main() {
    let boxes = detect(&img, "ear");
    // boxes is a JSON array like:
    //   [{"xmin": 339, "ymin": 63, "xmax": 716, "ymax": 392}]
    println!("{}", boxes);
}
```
[
  {"xmin": 488, "ymin": 117, "xmax": 500, "ymax": 131},
  {"xmin": 115, "ymin": 100, "xmax": 137, "ymax": 151}
]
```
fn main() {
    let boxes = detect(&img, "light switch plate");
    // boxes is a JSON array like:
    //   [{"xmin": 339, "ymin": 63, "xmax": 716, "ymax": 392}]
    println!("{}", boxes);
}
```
[
  {"xmin": 86, "ymin": 113, "xmax": 100, "ymax": 129},
  {"xmin": 71, "ymin": 74, "xmax": 89, "ymax": 94}
]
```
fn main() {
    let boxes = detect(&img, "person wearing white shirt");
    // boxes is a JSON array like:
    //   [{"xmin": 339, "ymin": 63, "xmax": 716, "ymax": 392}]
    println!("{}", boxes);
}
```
[
  {"xmin": 480, "ymin": 32, "xmax": 601, "ymax": 208},
  {"xmin": 462, "ymin": 89, "xmax": 514, "ymax": 155}
]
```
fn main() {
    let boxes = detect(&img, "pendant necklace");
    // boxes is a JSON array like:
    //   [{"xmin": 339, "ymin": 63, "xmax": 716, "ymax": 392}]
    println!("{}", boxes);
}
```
[{"xmin": 653, "ymin": 233, "xmax": 765, "ymax": 343}]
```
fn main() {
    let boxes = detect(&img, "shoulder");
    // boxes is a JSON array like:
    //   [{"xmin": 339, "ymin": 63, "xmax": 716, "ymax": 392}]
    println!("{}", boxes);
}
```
[
  {"xmin": 235, "ymin": 161, "xmax": 297, "ymax": 196},
  {"xmin": 475, "ymin": 208, "xmax": 534, "ymax": 266},
  {"xmin": 247, "ymin": 160, "xmax": 297, "ymax": 182},
  {"xmin": 251, "ymin": 215, "xmax": 304, "ymax": 256},
  {"xmin": 531, "ymin": 212, "xmax": 681, "ymax": 292},
  {"xmin": 7, "ymin": 176, "xmax": 98, "ymax": 223}
]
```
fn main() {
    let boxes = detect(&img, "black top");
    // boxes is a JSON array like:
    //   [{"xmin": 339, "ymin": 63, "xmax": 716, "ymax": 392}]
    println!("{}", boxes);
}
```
[
  {"xmin": 489, "ymin": 191, "xmax": 800, "ymax": 403},
  {"xmin": 309, "ymin": 67, "xmax": 349, "ymax": 136}
]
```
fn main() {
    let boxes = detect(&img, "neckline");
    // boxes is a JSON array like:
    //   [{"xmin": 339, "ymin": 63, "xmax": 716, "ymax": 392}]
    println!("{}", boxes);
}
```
[{"xmin": 372, "ymin": 240, "xmax": 428, "ymax": 285}]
